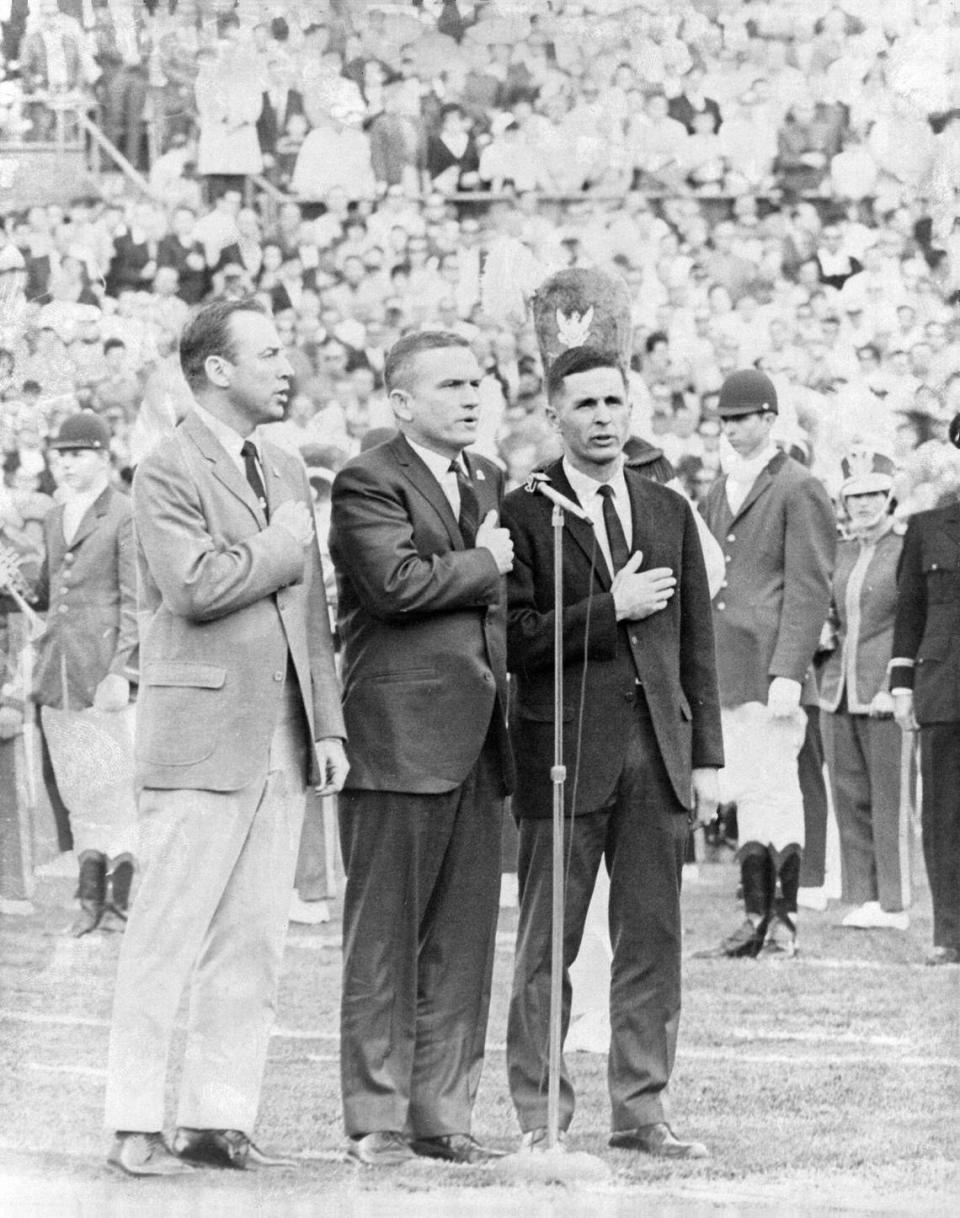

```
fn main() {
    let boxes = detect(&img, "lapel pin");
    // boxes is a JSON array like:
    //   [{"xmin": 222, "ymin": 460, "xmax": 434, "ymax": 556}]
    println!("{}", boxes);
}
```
[{"xmin": 475, "ymin": 469, "xmax": 485, "ymax": 480}]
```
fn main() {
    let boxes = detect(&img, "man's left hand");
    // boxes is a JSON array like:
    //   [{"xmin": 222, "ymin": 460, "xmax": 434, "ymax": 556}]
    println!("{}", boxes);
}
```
[
  {"xmin": 93, "ymin": 674, "xmax": 130, "ymax": 712},
  {"xmin": 314, "ymin": 738, "xmax": 348, "ymax": 795},
  {"xmin": 691, "ymin": 767, "xmax": 720, "ymax": 825}
]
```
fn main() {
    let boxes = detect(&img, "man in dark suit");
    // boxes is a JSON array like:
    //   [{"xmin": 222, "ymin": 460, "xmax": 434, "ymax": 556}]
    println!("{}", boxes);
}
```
[
  {"xmin": 699, "ymin": 370, "xmax": 836, "ymax": 958},
  {"xmin": 891, "ymin": 418, "xmax": 960, "ymax": 966},
  {"xmin": 502, "ymin": 346, "xmax": 723, "ymax": 1157},
  {"xmin": 329, "ymin": 331, "xmax": 515, "ymax": 1167},
  {"xmin": 104, "ymin": 298, "xmax": 346, "ymax": 1176}
]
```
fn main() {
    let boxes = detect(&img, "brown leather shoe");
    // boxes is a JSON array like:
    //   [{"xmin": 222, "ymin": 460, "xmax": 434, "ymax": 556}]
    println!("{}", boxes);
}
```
[
  {"xmin": 108, "ymin": 1132, "xmax": 195, "ymax": 1177},
  {"xmin": 173, "ymin": 1127, "xmax": 296, "ymax": 1169},
  {"xmin": 345, "ymin": 1130, "xmax": 414, "ymax": 1166},
  {"xmin": 411, "ymin": 1133, "xmax": 505, "ymax": 1164},
  {"xmin": 609, "ymin": 1123, "xmax": 709, "ymax": 1159}
]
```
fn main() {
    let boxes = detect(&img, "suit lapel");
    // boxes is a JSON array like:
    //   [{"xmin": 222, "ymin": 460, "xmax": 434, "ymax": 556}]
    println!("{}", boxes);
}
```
[
  {"xmin": 66, "ymin": 486, "xmax": 111, "ymax": 551},
  {"xmin": 259, "ymin": 438, "xmax": 287, "ymax": 518},
  {"xmin": 548, "ymin": 462, "xmax": 612, "ymax": 588},
  {"xmin": 936, "ymin": 502, "xmax": 960, "ymax": 550},
  {"xmin": 183, "ymin": 410, "xmax": 266, "ymax": 525},
  {"xmin": 393, "ymin": 433, "xmax": 461, "ymax": 547},
  {"xmin": 728, "ymin": 451, "xmax": 787, "ymax": 524},
  {"xmin": 625, "ymin": 467, "xmax": 654, "ymax": 573}
]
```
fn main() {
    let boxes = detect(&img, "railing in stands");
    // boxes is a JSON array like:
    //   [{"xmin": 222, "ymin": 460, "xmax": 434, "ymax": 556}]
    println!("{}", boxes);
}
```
[
  {"xmin": 75, "ymin": 111, "xmax": 156, "ymax": 200},
  {"xmin": 0, "ymin": 92, "xmax": 157, "ymax": 202}
]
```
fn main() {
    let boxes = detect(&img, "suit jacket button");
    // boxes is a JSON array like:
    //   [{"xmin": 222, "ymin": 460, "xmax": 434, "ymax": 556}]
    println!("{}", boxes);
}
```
[
  {"xmin": 630, "ymin": 634, "xmax": 639, "ymax": 645},
  {"xmin": 59, "ymin": 604, "xmax": 69, "ymax": 614},
  {"xmin": 273, "ymin": 671, "xmax": 284, "ymax": 682},
  {"xmin": 717, "ymin": 601, "xmax": 726, "ymax": 610}
]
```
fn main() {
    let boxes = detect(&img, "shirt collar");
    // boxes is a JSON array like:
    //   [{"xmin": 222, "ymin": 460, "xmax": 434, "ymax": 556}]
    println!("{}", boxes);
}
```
[
  {"xmin": 66, "ymin": 476, "xmax": 109, "ymax": 516},
  {"xmin": 194, "ymin": 404, "xmax": 257, "ymax": 469},
  {"xmin": 727, "ymin": 441, "xmax": 779, "ymax": 485},
  {"xmin": 406, "ymin": 435, "xmax": 465, "ymax": 485},
  {"xmin": 562, "ymin": 456, "xmax": 627, "ymax": 505}
]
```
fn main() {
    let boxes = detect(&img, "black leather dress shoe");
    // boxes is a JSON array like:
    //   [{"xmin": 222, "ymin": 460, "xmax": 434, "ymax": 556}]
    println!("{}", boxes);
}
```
[
  {"xmin": 411, "ymin": 1133, "xmax": 504, "ymax": 1164},
  {"xmin": 345, "ymin": 1130, "xmax": 414, "ymax": 1166},
  {"xmin": 107, "ymin": 1132, "xmax": 195, "ymax": 1177},
  {"xmin": 610, "ymin": 1123, "xmax": 709, "ymax": 1159},
  {"xmin": 693, "ymin": 918, "xmax": 766, "ymax": 959},
  {"xmin": 926, "ymin": 946, "xmax": 960, "ymax": 966},
  {"xmin": 173, "ymin": 1127, "xmax": 296, "ymax": 1169}
]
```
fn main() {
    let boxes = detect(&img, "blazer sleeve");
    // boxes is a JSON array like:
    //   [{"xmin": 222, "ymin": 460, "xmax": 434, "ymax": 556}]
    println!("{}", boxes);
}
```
[
  {"xmin": 297, "ymin": 461, "xmax": 344, "ymax": 740},
  {"xmin": 108, "ymin": 506, "xmax": 139, "ymax": 683},
  {"xmin": 769, "ymin": 476, "xmax": 836, "ymax": 683},
  {"xmin": 890, "ymin": 515, "xmax": 925, "ymax": 692},
  {"xmin": 500, "ymin": 494, "xmax": 619, "ymax": 677},
  {"xmin": 132, "ymin": 443, "xmax": 306, "ymax": 623},
  {"xmin": 330, "ymin": 459, "xmax": 501, "ymax": 621},
  {"xmin": 677, "ymin": 497, "xmax": 724, "ymax": 768}
]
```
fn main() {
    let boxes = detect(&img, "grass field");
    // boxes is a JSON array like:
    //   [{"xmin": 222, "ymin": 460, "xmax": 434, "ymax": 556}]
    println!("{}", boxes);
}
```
[{"xmin": 1, "ymin": 858, "xmax": 958, "ymax": 1216}]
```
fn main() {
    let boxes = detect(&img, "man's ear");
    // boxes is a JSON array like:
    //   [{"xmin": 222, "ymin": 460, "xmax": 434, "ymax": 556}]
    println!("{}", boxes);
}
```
[
  {"xmin": 390, "ymin": 388, "xmax": 412, "ymax": 421},
  {"xmin": 204, "ymin": 354, "xmax": 231, "ymax": 389}
]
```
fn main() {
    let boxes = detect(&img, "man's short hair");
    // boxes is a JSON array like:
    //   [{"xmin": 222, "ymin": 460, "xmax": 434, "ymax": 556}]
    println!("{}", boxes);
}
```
[
  {"xmin": 179, "ymin": 298, "xmax": 267, "ymax": 390},
  {"xmin": 384, "ymin": 331, "xmax": 470, "ymax": 394},
  {"xmin": 546, "ymin": 347, "xmax": 625, "ymax": 404}
]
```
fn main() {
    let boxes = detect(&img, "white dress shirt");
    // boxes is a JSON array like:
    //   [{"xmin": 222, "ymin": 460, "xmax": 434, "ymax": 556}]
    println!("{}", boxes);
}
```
[
  {"xmin": 193, "ymin": 405, "xmax": 264, "ymax": 485},
  {"xmin": 62, "ymin": 475, "xmax": 109, "ymax": 545},
  {"xmin": 406, "ymin": 436, "xmax": 466, "ymax": 518},
  {"xmin": 725, "ymin": 442, "xmax": 779, "ymax": 516},
  {"xmin": 562, "ymin": 457, "xmax": 632, "ymax": 576}
]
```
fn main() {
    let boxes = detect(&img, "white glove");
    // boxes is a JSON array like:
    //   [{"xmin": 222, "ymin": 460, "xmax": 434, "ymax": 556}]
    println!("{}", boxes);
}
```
[
  {"xmin": 767, "ymin": 677, "xmax": 802, "ymax": 719},
  {"xmin": 868, "ymin": 690, "xmax": 894, "ymax": 719}
]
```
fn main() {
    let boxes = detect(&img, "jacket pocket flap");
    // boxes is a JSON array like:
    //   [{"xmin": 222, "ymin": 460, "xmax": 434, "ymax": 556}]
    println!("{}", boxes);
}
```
[
  {"xmin": 366, "ymin": 668, "xmax": 439, "ymax": 684},
  {"xmin": 144, "ymin": 662, "xmax": 227, "ymax": 689},
  {"xmin": 918, "ymin": 635, "xmax": 951, "ymax": 662}
]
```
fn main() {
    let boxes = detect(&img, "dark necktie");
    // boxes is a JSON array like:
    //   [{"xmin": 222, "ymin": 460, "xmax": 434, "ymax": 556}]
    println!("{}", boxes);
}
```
[
  {"xmin": 241, "ymin": 440, "xmax": 269, "ymax": 520},
  {"xmin": 451, "ymin": 459, "xmax": 480, "ymax": 546},
  {"xmin": 597, "ymin": 483, "xmax": 630, "ymax": 574}
]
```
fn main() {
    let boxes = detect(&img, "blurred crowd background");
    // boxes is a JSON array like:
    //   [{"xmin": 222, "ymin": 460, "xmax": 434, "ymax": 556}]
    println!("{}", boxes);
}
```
[{"xmin": 3, "ymin": 0, "xmax": 960, "ymax": 586}]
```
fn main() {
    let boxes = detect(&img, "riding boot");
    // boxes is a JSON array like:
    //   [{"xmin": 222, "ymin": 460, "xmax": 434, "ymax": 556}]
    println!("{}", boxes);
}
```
[
  {"xmin": 698, "ymin": 843, "xmax": 772, "ymax": 958},
  {"xmin": 99, "ymin": 854, "xmax": 135, "ymax": 933},
  {"xmin": 760, "ymin": 846, "xmax": 801, "ymax": 958},
  {"xmin": 71, "ymin": 850, "xmax": 107, "ymax": 936}
]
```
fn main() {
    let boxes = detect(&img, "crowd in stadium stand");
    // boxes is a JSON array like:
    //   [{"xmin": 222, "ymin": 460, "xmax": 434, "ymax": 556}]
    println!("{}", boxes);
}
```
[{"xmin": 2, "ymin": 0, "xmax": 960, "ymax": 577}]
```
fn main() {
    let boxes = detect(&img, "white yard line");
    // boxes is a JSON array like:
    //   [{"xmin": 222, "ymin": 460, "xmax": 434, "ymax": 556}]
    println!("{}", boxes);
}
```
[{"xmin": 1, "ymin": 1008, "xmax": 949, "ymax": 1060}]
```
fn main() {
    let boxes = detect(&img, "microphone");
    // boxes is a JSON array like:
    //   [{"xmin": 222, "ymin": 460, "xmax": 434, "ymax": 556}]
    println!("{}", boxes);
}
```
[{"xmin": 523, "ymin": 472, "xmax": 594, "ymax": 524}]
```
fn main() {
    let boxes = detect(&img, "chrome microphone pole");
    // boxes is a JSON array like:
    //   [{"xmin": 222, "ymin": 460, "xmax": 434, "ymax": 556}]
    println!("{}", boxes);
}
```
[
  {"xmin": 547, "ymin": 500, "xmax": 565, "ymax": 1150},
  {"xmin": 523, "ymin": 475, "xmax": 593, "ymax": 1151}
]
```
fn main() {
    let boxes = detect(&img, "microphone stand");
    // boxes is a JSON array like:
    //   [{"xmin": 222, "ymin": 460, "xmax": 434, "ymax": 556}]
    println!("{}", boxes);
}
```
[
  {"xmin": 547, "ymin": 501, "xmax": 565, "ymax": 1151},
  {"xmin": 523, "ymin": 474, "xmax": 593, "ymax": 1152}
]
